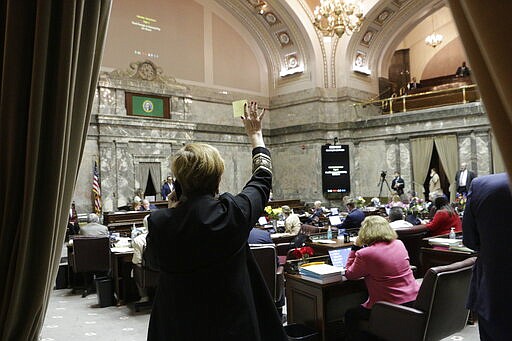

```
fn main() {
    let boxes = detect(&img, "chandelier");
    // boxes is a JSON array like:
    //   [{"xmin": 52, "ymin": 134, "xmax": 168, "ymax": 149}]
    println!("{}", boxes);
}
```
[
  {"xmin": 313, "ymin": 0, "xmax": 364, "ymax": 38},
  {"xmin": 425, "ymin": 14, "xmax": 443, "ymax": 48}
]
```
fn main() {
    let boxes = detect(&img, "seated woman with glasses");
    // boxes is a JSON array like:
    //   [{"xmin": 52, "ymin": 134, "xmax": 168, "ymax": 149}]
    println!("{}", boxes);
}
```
[{"xmin": 344, "ymin": 216, "xmax": 419, "ymax": 340}]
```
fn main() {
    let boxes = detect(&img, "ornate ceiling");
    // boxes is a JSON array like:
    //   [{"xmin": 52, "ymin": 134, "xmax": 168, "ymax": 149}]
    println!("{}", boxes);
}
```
[{"xmin": 214, "ymin": 0, "xmax": 451, "ymax": 93}]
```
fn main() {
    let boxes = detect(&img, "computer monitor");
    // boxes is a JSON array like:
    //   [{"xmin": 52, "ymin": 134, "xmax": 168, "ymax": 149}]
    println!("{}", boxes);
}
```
[
  {"xmin": 328, "ymin": 215, "xmax": 343, "ymax": 226},
  {"xmin": 328, "ymin": 247, "xmax": 352, "ymax": 269},
  {"xmin": 330, "ymin": 208, "xmax": 339, "ymax": 215}
]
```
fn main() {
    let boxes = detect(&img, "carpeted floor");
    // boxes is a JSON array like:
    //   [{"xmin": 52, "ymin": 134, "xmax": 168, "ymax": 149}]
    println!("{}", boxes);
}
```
[{"xmin": 40, "ymin": 288, "xmax": 480, "ymax": 340}]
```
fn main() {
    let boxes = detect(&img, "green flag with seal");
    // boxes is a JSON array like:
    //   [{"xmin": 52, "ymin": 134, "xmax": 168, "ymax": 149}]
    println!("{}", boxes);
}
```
[{"xmin": 132, "ymin": 95, "xmax": 164, "ymax": 117}]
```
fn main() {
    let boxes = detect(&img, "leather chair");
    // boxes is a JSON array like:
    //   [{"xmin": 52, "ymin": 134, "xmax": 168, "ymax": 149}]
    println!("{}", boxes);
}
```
[
  {"xmin": 368, "ymin": 257, "xmax": 476, "ymax": 341},
  {"xmin": 250, "ymin": 244, "xmax": 285, "ymax": 311},
  {"xmin": 71, "ymin": 236, "xmax": 111, "ymax": 297},
  {"xmin": 395, "ymin": 225, "xmax": 429, "ymax": 275}
]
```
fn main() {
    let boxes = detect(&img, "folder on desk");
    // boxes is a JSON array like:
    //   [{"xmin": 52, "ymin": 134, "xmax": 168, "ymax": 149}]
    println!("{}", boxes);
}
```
[{"xmin": 299, "ymin": 263, "xmax": 344, "ymax": 279}]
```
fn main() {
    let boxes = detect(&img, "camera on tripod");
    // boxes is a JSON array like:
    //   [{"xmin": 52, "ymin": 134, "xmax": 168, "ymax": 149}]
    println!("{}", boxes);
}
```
[{"xmin": 380, "ymin": 170, "xmax": 387, "ymax": 179}]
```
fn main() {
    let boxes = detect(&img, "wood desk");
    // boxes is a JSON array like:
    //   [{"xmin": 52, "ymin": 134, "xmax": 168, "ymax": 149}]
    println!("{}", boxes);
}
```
[
  {"xmin": 420, "ymin": 236, "xmax": 478, "ymax": 277},
  {"xmin": 110, "ymin": 248, "xmax": 138, "ymax": 305},
  {"xmin": 103, "ymin": 211, "xmax": 149, "ymax": 235},
  {"xmin": 285, "ymin": 273, "xmax": 367, "ymax": 341}
]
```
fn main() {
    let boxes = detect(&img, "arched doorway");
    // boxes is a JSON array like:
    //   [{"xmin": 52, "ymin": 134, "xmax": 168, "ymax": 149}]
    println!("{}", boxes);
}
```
[{"xmin": 423, "ymin": 143, "xmax": 450, "ymax": 201}]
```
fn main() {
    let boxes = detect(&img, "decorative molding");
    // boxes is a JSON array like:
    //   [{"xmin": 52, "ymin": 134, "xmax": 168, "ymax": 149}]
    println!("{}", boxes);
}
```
[
  {"xmin": 360, "ymin": 28, "xmax": 377, "ymax": 47},
  {"xmin": 276, "ymin": 31, "xmax": 292, "ymax": 47},
  {"xmin": 374, "ymin": 8, "xmax": 395, "ymax": 26},
  {"xmin": 98, "ymin": 60, "xmax": 189, "ymax": 95}
]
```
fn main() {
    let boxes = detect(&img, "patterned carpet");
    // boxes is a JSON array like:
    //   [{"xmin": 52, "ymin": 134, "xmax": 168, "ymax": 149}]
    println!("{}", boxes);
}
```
[{"xmin": 40, "ymin": 288, "xmax": 480, "ymax": 340}]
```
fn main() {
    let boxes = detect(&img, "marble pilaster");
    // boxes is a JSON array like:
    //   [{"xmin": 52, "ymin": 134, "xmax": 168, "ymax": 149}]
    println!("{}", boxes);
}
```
[
  {"xmin": 98, "ymin": 141, "xmax": 116, "ymax": 212},
  {"xmin": 475, "ymin": 133, "xmax": 491, "ymax": 176}
]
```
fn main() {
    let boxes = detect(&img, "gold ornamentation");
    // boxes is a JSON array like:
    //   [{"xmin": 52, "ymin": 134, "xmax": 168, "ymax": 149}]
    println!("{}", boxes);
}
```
[{"xmin": 252, "ymin": 152, "xmax": 272, "ymax": 174}]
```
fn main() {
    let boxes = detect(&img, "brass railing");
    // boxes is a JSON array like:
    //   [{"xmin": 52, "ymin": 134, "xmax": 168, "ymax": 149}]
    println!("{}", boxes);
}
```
[{"xmin": 354, "ymin": 84, "xmax": 480, "ymax": 114}]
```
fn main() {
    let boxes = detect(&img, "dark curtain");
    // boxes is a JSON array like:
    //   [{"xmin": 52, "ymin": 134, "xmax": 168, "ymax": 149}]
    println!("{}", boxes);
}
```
[
  {"xmin": 447, "ymin": 0, "xmax": 512, "ymax": 178},
  {"xmin": 0, "ymin": 1, "xmax": 111, "ymax": 339}
]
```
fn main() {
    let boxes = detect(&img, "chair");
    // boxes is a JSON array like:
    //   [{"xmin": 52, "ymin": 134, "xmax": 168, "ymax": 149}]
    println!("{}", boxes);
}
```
[
  {"xmin": 368, "ymin": 257, "xmax": 476, "ymax": 341},
  {"xmin": 395, "ymin": 225, "xmax": 429, "ymax": 275},
  {"xmin": 250, "ymin": 244, "xmax": 285, "ymax": 312},
  {"xmin": 133, "ymin": 247, "xmax": 160, "ymax": 312},
  {"xmin": 71, "ymin": 236, "xmax": 111, "ymax": 297}
]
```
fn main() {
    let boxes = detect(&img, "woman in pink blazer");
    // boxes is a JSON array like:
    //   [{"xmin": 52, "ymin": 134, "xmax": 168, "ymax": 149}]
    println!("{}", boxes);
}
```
[{"xmin": 344, "ymin": 216, "xmax": 419, "ymax": 340}]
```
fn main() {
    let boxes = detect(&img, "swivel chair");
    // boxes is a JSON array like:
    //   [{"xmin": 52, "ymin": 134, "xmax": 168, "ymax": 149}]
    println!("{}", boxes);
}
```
[
  {"xmin": 71, "ymin": 236, "xmax": 111, "ymax": 297},
  {"xmin": 368, "ymin": 257, "xmax": 476, "ymax": 341}
]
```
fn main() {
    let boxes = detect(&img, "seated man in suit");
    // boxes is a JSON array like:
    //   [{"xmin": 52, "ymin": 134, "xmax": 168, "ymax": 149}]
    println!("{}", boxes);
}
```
[
  {"xmin": 455, "ymin": 61, "xmax": 471, "ymax": 77},
  {"xmin": 305, "ymin": 200, "xmax": 324, "ymax": 225},
  {"xmin": 140, "ymin": 199, "xmax": 157, "ymax": 211},
  {"xmin": 406, "ymin": 77, "xmax": 420, "ymax": 92},
  {"xmin": 282, "ymin": 205, "xmax": 301, "ymax": 235},
  {"xmin": 79, "ymin": 213, "xmax": 109, "ymax": 236},
  {"xmin": 388, "ymin": 207, "xmax": 413, "ymax": 229},
  {"xmin": 248, "ymin": 227, "xmax": 273, "ymax": 244},
  {"xmin": 339, "ymin": 198, "xmax": 365, "ymax": 230}
]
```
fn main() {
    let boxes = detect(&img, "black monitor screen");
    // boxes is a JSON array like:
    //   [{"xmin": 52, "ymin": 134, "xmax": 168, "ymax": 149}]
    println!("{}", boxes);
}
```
[{"xmin": 321, "ymin": 144, "xmax": 350, "ymax": 193}]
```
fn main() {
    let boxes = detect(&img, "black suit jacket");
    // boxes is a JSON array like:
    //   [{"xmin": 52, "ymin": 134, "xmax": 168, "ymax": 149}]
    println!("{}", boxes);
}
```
[
  {"xmin": 145, "ymin": 147, "xmax": 287, "ymax": 341},
  {"xmin": 391, "ymin": 176, "xmax": 405, "ymax": 195},
  {"xmin": 463, "ymin": 173, "xmax": 512, "ymax": 324},
  {"xmin": 455, "ymin": 169, "xmax": 476, "ymax": 191},
  {"xmin": 339, "ymin": 208, "xmax": 365, "ymax": 230}
]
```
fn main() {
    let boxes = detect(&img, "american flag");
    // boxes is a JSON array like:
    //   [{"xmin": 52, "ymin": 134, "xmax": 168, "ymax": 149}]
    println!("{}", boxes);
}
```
[{"xmin": 93, "ymin": 161, "xmax": 102, "ymax": 215}]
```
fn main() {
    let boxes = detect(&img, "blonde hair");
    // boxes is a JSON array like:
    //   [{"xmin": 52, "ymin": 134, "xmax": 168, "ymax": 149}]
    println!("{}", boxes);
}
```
[
  {"xmin": 172, "ymin": 143, "xmax": 225, "ymax": 195},
  {"xmin": 358, "ymin": 216, "xmax": 397, "ymax": 245}
]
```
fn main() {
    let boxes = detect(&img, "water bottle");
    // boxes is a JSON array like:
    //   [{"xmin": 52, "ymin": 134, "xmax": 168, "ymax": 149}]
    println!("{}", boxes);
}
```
[
  {"xmin": 327, "ymin": 226, "xmax": 333, "ymax": 240},
  {"xmin": 449, "ymin": 227, "xmax": 456, "ymax": 239},
  {"xmin": 131, "ymin": 223, "xmax": 137, "ymax": 241}
]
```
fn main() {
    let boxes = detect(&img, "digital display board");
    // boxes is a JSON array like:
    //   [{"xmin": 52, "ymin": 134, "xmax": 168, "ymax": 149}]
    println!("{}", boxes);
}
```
[{"xmin": 321, "ymin": 144, "xmax": 350, "ymax": 193}]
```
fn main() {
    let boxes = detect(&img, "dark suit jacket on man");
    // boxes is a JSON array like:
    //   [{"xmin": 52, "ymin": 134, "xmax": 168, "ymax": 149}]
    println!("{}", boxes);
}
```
[
  {"xmin": 455, "ymin": 169, "xmax": 476, "ymax": 192},
  {"xmin": 463, "ymin": 173, "xmax": 512, "ymax": 337},
  {"xmin": 160, "ymin": 182, "xmax": 172, "ymax": 200},
  {"xmin": 248, "ymin": 228, "xmax": 273, "ymax": 244},
  {"xmin": 391, "ymin": 176, "xmax": 405, "ymax": 195},
  {"xmin": 339, "ymin": 208, "xmax": 365, "ymax": 230}
]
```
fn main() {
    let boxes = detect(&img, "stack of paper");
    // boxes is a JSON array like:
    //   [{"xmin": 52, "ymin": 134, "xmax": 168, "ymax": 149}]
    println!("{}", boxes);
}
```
[
  {"xmin": 299, "ymin": 263, "xmax": 344, "ymax": 280},
  {"xmin": 428, "ymin": 238, "xmax": 460, "ymax": 247}
]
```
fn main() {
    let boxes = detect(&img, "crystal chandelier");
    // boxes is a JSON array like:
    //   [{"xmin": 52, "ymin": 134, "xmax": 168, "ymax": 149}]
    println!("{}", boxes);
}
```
[
  {"xmin": 425, "ymin": 15, "xmax": 443, "ymax": 48},
  {"xmin": 313, "ymin": 0, "xmax": 364, "ymax": 38},
  {"xmin": 425, "ymin": 33, "xmax": 443, "ymax": 48}
]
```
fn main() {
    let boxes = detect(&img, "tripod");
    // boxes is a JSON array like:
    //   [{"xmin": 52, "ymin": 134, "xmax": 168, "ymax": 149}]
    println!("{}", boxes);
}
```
[{"xmin": 377, "ymin": 175, "xmax": 392, "ymax": 197}]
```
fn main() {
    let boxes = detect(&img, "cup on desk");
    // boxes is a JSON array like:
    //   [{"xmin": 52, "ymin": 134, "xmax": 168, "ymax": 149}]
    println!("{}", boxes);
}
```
[{"xmin": 344, "ymin": 234, "xmax": 351, "ymax": 243}]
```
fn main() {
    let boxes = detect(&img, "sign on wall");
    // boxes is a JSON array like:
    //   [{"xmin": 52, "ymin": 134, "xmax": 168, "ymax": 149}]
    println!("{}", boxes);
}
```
[{"xmin": 321, "ymin": 144, "xmax": 350, "ymax": 193}]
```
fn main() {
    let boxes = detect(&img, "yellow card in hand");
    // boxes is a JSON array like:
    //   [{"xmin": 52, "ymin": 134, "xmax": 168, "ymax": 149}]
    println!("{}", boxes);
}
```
[{"xmin": 232, "ymin": 100, "xmax": 247, "ymax": 118}]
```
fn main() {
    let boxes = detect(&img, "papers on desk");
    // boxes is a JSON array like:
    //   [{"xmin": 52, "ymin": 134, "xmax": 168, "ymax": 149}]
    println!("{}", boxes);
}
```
[
  {"xmin": 449, "ymin": 245, "xmax": 474, "ymax": 253},
  {"xmin": 299, "ymin": 274, "xmax": 343, "ymax": 284},
  {"xmin": 111, "ymin": 247, "xmax": 134, "ymax": 253},
  {"xmin": 428, "ymin": 238, "xmax": 460, "ymax": 247},
  {"xmin": 299, "ymin": 263, "xmax": 344, "ymax": 280},
  {"xmin": 271, "ymin": 232, "xmax": 293, "ymax": 238},
  {"xmin": 314, "ymin": 239, "xmax": 337, "ymax": 244}
]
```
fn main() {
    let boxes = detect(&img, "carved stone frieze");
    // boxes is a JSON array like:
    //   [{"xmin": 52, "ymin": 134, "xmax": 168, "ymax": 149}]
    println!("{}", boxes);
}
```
[{"xmin": 98, "ymin": 60, "xmax": 189, "ymax": 96}]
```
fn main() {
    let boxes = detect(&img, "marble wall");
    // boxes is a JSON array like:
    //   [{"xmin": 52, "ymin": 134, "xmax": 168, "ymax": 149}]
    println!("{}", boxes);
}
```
[{"xmin": 72, "ymin": 69, "xmax": 496, "ymax": 213}]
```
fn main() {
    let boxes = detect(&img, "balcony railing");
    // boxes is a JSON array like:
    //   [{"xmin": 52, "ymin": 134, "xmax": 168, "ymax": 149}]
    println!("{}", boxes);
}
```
[{"xmin": 354, "ymin": 83, "xmax": 480, "ymax": 115}]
